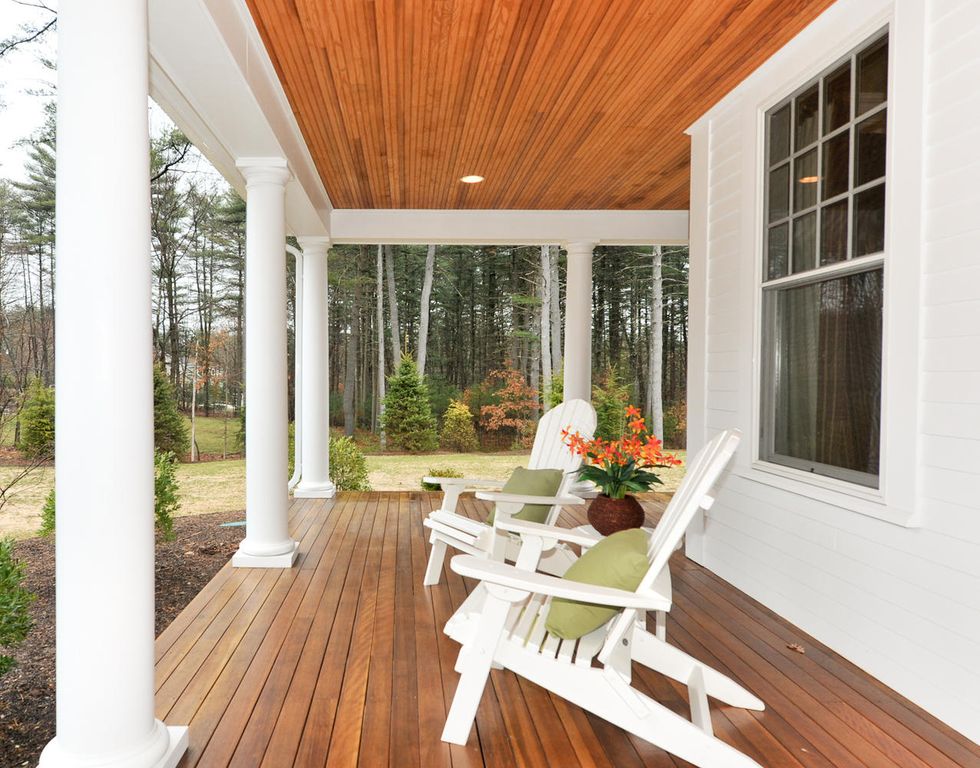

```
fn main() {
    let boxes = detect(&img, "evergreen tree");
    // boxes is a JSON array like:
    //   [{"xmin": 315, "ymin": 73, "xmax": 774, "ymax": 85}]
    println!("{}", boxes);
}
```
[
  {"xmin": 381, "ymin": 355, "xmax": 438, "ymax": 452},
  {"xmin": 440, "ymin": 399, "xmax": 478, "ymax": 452},
  {"xmin": 18, "ymin": 377, "xmax": 54, "ymax": 459},
  {"xmin": 154, "ymin": 364, "xmax": 190, "ymax": 456}
]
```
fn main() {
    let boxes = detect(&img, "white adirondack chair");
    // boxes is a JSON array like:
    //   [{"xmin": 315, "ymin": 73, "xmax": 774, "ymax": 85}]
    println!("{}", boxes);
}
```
[
  {"xmin": 441, "ymin": 429, "xmax": 765, "ymax": 768},
  {"xmin": 421, "ymin": 398, "xmax": 597, "ymax": 586}
]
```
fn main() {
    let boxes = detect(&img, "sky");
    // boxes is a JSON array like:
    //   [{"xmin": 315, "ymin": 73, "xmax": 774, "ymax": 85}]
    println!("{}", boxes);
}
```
[{"xmin": 0, "ymin": 0, "xmax": 225, "ymax": 187}]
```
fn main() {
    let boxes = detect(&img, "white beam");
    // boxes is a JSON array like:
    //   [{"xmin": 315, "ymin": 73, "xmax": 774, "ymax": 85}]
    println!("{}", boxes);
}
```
[
  {"xmin": 42, "ymin": 1, "xmax": 187, "ymax": 765},
  {"xmin": 233, "ymin": 157, "xmax": 299, "ymax": 569},
  {"xmin": 330, "ymin": 209, "xmax": 689, "ymax": 245}
]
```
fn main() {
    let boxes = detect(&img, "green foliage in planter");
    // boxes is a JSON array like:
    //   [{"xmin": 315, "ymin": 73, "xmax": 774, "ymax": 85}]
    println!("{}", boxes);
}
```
[
  {"xmin": 0, "ymin": 537, "xmax": 34, "ymax": 677},
  {"xmin": 38, "ymin": 489, "xmax": 56, "ymax": 537},
  {"xmin": 329, "ymin": 435, "xmax": 371, "ymax": 491},
  {"xmin": 381, "ymin": 355, "xmax": 438, "ymax": 452},
  {"xmin": 18, "ymin": 378, "xmax": 55, "ymax": 460},
  {"xmin": 440, "ymin": 399, "xmax": 478, "ymax": 452},
  {"xmin": 154, "ymin": 450, "xmax": 180, "ymax": 540},
  {"xmin": 421, "ymin": 465, "xmax": 463, "ymax": 491},
  {"xmin": 154, "ymin": 365, "xmax": 190, "ymax": 457}
]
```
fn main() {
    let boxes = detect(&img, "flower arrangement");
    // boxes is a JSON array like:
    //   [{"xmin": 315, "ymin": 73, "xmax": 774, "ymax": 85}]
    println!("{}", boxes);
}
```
[{"xmin": 562, "ymin": 406, "xmax": 681, "ymax": 500}]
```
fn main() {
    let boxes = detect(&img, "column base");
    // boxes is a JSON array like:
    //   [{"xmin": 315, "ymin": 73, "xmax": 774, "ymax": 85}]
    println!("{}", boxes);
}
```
[
  {"xmin": 232, "ymin": 540, "xmax": 299, "ymax": 569},
  {"xmin": 293, "ymin": 480, "xmax": 337, "ymax": 499},
  {"xmin": 40, "ymin": 722, "xmax": 187, "ymax": 768}
]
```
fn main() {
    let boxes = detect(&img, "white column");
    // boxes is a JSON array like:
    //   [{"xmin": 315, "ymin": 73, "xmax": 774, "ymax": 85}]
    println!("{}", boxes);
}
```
[
  {"xmin": 232, "ymin": 158, "xmax": 299, "ymax": 568},
  {"xmin": 40, "ymin": 2, "xmax": 187, "ymax": 766},
  {"xmin": 294, "ymin": 236, "xmax": 336, "ymax": 498},
  {"xmin": 562, "ymin": 241, "xmax": 595, "ymax": 403}
]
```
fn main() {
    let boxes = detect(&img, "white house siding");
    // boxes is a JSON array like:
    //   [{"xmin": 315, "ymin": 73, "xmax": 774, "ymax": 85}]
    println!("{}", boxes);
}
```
[{"xmin": 686, "ymin": 0, "xmax": 980, "ymax": 742}]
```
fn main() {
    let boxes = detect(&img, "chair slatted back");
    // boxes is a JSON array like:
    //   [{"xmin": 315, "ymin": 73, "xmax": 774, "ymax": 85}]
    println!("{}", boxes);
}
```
[
  {"xmin": 597, "ymin": 429, "xmax": 740, "ymax": 663},
  {"xmin": 527, "ymin": 399, "xmax": 596, "ymax": 475}
]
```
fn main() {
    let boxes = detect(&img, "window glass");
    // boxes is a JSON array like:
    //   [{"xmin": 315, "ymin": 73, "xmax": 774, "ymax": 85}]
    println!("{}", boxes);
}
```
[
  {"xmin": 824, "ymin": 63, "xmax": 851, "ymax": 133},
  {"xmin": 769, "ymin": 105, "xmax": 791, "ymax": 164},
  {"xmin": 857, "ymin": 38, "xmax": 888, "ymax": 115},
  {"xmin": 795, "ymin": 86, "xmax": 819, "ymax": 151},
  {"xmin": 768, "ymin": 164, "xmax": 790, "ymax": 222},
  {"xmin": 856, "ymin": 110, "xmax": 887, "ymax": 186},
  {"xmin": 820, "ymin": 200, "xmax": 848, "ymax": 265},
  {"xmin": 854, "ymin": 184, "xmax": 885, "ymax": 256},
  {"xmin": 767, "ymin": 224, "xmax": 789, "ymax": 280},
  {"xmin": 792, "ymin": 212, "xmax": 816, "ymax": 274},
  {"xmin": 794, "ymin": 150, "xmax": 818, "ymax": 212},
  {"xmin": 767, "ymin": 269, "xmax": 883, "ymax": 484},
  {"xmin": 822, "ymin": 131, "xmax": 850, "ymax": 200}
]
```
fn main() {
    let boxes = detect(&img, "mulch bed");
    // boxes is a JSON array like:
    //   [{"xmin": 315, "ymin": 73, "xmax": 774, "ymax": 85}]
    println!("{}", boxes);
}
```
[{"xmin": 0, "ymin": 512, "xmax": 245, "ymax": 768}]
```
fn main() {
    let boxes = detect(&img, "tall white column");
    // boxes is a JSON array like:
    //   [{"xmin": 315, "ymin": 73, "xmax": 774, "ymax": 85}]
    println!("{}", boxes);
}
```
[
  {"xmin": 40, "ymin": 1, "xmax": 187, "ymax": 766},
  {"xmin": 294, "ymin": 236, "xmax": 335, "ymax": 498},
  {"xmin": 562, "ymin": 241, "xmax": 595, "ymax": 403},
  {"xmin": 232, "ymin": 158, "xmax": 299, "ymax": 568}
]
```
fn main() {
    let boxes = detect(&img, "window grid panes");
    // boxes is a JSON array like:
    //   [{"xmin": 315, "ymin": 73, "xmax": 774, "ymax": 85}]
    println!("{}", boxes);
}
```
[
  {"xmin": 764, "ymin": 33, "xmax": 887, "ymax": 280},
  {"xmin": 760, "ymin": 31, "xmax": 888, "ymax": 489}
]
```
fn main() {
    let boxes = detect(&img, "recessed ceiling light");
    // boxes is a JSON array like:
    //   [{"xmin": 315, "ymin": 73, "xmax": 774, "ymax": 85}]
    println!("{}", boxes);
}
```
[
  {"xmin": 799, "ymin": 175, "xmax": 819, "ymax": 184},
  {"xmin": 460, "ymin": 175, "xmax": 484, "ymax": 184}
]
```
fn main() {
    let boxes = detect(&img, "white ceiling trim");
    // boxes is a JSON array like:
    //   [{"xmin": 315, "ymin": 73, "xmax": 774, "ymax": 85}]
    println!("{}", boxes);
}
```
[
  {"xmin": 330, "ymin": 209, "xmax": 690, "ymax": 246},
  {"xmin": 148, "ymin": 0, "xmax": 331, "ymax": 236}
]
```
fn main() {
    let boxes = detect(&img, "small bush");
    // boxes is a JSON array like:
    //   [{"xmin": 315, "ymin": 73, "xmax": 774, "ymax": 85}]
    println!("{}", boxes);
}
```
[
  {"xmin": 663, "ymin": 400, "xmax": 688, "ymax": 449},
  {"xmin": 546, "ymin": 373, "xmax": 563, "ymax": 410},
  {"xmin": 38, "ymin": 489, "xmax": 55, "ymax": 537},
  {"xmin": 154, "ymin": 450, "xmax": 180, "ymax": 540},
  {"xmin": 18, "ymin": 378, "xmax": 55, "ymax": 460},
  {"xmin": 154, "ymin": 365, "xmax": 190, "ymax": 457},
  {"xmin": 592, "ymin": 367, "xmax": 632, "ymax": 440},
  {"xmin": 421, "ymin": 465, "xmax": 463, "ymax": 491},
  {"xmin": 0, "ymin": 537, "xmax": 34, "ymax": 677},
  {"xmin": 477, "ymin": 365, "xmax": 539, "ymax": 449},
  {"xmin": 330, "ymin": 435, "xmax": 371, "ymax": 491},
  {"xmin": 440, "ymin": 399, "xmax": 478, "ymax": 452},
  {"xmin": 382, "ymin": 356, "xmax": 439, "ymax": 452}
]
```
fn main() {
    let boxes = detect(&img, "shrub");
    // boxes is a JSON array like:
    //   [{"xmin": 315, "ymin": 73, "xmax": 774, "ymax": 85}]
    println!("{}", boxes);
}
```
[
  {"xmin": 18, "ymin": 378, "xmax": 55, "ymax": 460},
  {"xmin": 154, "ymin": 450, "xmax": 180, "ymax": 540},
  {"xmin": 154, "ymin": 365, "xmax": 190, "ymax": 457},
  {"xmin": 421, "ymin": 465, "xmax": 463, "ymax": 491},
  {"xmin": 546, "ymin": 373, "xmax": 563, "ymax": 410},
  {"xmin": 38, "ymin": 489, "xmax": 55, "ymax": 537},
  {"xmin": 381, "ymin": 355, "xmax": 438, "ymax": 452},
  {"xmin": 663, "ymin": 400, "xmax": 688, "ymax": 449},
  {"xmin": 0, "ymin": 537, "xmax": 34, "ymax": 677},
  {"xmin": 592, "ymin": 367, "xmax": 632, "ymax": 440},
  {"xmin": 425, "ymin": 375, "xmax": 461, "ymax": 422},
  {"xmin": 477, "ymin": 365, "xmax": 539, "ymax": 448},
  {"xmin": 330, "ymin": 435, "xmax": 370, "ymax": 491},
  {"xmin": 440, "ymin": 399, "xmax": 478, "ymax": 452}
]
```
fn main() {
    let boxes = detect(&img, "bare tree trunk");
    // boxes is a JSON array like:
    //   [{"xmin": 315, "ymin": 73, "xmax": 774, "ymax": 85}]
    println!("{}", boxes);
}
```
[
  {"xmin": 344, "ymin": 270, "xmax": 360, "ymax": 436},
  {"xmin": 385, "ymin": 244, "xmax": 401, "ymax": 361},
  {"xmin": 376, "ymin": 244, "xmax": 387, "ymax": 449},
  {"xmin": 539, "ymin": 245, "xmax": 552, "ymax": 407},
  {"xmin": 648, "ymin": 245, "xmax": 664, "ymax": 440},
  {"xmin": 549, "ymin": 245, "xmax": 562, "ymax": 373},
  {"xmin": 416, "ymin": 244, "xmax": 435, "ymax": 375}
]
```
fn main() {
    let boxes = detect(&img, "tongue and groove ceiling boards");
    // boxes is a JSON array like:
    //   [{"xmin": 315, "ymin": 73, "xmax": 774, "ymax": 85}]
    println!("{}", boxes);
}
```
[{"xmin": 244, "ymin": 0, "xmax": 835, "ymax": 210}]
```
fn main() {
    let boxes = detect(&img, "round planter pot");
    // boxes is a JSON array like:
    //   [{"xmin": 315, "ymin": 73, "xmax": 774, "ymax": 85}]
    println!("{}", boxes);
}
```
[{"xmin": 587, "ymin": 494, "xmax": 645, "ymax": 536}]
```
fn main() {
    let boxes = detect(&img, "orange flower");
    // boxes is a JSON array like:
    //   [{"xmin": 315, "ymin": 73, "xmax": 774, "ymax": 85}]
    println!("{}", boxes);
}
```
[{"xmin": 625, "ymin": 405, "xmax": 642, "ymax": 419}]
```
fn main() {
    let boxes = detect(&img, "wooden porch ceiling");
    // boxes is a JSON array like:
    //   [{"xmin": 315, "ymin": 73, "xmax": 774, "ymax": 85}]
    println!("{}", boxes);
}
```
[
  {"xmin": 243, "ymin": 0, "xmax": 835, "ymax": 211},
  {"xmin": 155, "ymin": 493, "xmax": 980, "ymax": 767}
]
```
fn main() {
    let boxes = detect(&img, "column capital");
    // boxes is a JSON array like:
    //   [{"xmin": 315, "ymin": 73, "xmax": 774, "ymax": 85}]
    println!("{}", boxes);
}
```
[
  {"xmin": 296, "ymin": 235, "xmax": 332, "ymax": 255},
  {"xmin": 562, "ymin": 240, "xmax": 596, "ymax": 256},
  {"xmin": 236, "ymin": 157, "xmax": 291, "ymax": 187}
]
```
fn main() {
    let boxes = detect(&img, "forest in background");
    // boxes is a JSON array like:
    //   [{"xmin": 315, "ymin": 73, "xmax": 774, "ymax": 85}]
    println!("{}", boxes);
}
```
[{"xmin": 0, "ymin": 107, "xmax": 691, "ymax": 452}]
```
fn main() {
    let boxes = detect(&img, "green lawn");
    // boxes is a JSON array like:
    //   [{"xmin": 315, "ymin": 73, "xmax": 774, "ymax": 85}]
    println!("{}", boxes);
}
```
[{"xmin": 0, "ymin": 450, "xmax": 686, "ymax": 539}]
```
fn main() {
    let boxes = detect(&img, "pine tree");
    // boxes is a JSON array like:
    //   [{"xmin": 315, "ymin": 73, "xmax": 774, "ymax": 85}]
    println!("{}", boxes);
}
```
[
  {"xmin": 381, "ymin": 355, "xmax": 438, "ymax": 452},
  {"xmin": 154, "ymin": 364, "xmax": 190, "ymax": 456}
]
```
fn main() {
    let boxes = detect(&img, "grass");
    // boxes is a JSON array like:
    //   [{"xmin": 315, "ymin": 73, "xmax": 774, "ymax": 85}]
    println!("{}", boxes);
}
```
[
  {"xmin": 183, "ymin": 414, "xmax": 241, "ymax": 457},
  {"xmin": 0, "ymin": 449, "xmax": 687, "ymax": 539}
]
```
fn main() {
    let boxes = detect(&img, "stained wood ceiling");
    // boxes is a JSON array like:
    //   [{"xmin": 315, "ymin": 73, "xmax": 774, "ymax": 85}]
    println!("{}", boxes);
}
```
[{"xmin": 245, "ymin": 0, "xmax": 836, "ymax": 210}]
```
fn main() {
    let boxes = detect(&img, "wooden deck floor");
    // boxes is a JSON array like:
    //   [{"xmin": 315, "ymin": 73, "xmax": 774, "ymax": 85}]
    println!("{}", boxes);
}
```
[{"xmin": 155, "ymin": 493, "xmax": 980, "ymax": 768}]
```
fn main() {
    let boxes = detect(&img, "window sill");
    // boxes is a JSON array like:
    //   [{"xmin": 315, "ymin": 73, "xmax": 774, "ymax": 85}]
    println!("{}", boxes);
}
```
[{"xmin": 738, "ymin": 461, "xmax": 920, "ymax": 528}]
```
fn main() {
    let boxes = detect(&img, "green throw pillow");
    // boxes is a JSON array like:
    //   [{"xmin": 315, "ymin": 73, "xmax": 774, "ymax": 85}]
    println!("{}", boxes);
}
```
[
  {"xmin": 545, "ymin": 528, "xmax": 651, "ymax": 640},
  {"xmin": 486, "ymin": 467, "xmax": 564, "ymax": 525}
]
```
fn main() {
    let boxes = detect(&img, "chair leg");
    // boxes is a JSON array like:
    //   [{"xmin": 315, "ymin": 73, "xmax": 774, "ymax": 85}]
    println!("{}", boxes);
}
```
[
  {"xmin": 442, "ymin": 595, "xmax": 510, "ymax": 745},
  {"xmin": 423, "ymin": 538, "xmax": 448, "ymax": 586},
  {"xmin": 655, "ymin": 610, "xmax": 667, "ymax": 641}
]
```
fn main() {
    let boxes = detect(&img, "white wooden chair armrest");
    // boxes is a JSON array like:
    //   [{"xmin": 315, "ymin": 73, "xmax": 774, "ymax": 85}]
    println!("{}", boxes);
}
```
[
  {"xmin": 426, "ymin": 510, "xmax": 488, "ymax": 537},
  {"xmin": 475, "ymin": 490, "xmax": 585, "ymax": 507},
  {"xmin": 494, "ymin": 518, "xmax": 601, "ymax": 547},
  {"xmin": 423, "ymin": 476, "xmax": 505, "ymax": 488},
  {"xmin": 449, "ymin": 555, "xmax": 671, "ymax": 611}
]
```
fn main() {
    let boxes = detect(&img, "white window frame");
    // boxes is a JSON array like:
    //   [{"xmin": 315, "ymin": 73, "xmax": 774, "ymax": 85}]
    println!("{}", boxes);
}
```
[
  {"xmin": 739, "ymin": 0, "xmax": 925, "ymax": 527},
  {"xmin": 759, "ymin": 32, "xmax": 888, "ymax": 490}
]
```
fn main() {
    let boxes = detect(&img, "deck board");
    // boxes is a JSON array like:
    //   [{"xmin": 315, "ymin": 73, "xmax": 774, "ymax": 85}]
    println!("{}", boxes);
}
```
[{"xmin": 157, "ymin": 492, "xmax": 980, "ymax": 767}]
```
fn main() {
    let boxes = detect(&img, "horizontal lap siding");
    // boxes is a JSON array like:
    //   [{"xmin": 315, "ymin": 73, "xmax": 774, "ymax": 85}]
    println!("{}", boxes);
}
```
[{"xmin": 694, "ymin": 0, "xmax": 980, "ymax": 743}]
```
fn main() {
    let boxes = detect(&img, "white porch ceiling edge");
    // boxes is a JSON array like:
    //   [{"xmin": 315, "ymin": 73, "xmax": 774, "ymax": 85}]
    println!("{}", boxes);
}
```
[
  {"xmin": 148, "ymin": 0, "xmax": 332, "ymax": 237},
  {"xmin": 330, "ymin": 209, "xmax": 690, "ymax": 246}
]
